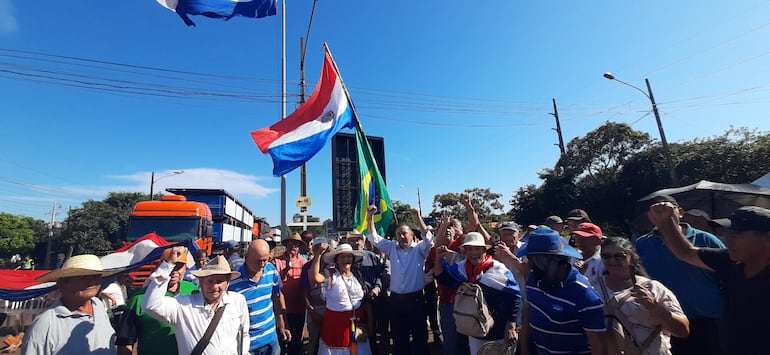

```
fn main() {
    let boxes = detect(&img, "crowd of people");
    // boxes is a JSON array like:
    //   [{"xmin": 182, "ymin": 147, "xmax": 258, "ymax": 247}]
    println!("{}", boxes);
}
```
[{"xmin": 16, "ymin": 193, "xmax": 770, "ymax": 355}]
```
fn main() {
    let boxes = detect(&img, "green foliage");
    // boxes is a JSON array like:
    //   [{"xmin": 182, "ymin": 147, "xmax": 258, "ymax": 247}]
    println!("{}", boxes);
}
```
[
  {"xmin": 0, "ymin": 213, "xmax": 43, "ymax": 257},
  {"xmin": 431, "ymin": 188, "xmax": 504, "ymax": 223},
  {"xmin": 391, "ymin": 200, "xmax": 420, "ymax": 228},
  {"xmin": 60, "ymin": 192, "xmax": 148, "ymax": 255},
  {"xmin": 510, "ymin": 124, "xmax": 770, "ymax": 238}
]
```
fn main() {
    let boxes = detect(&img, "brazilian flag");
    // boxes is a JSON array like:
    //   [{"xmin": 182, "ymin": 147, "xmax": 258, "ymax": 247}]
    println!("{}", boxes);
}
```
[{"xmin": 353, "ymin": 125, "xmax": 393, "ymax": 236}]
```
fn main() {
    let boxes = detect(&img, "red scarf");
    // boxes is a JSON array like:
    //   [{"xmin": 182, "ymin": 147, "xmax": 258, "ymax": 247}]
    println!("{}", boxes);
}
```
[{"xmin": 464, "ymin": 255, "xmax": 494, "ymax": 283}]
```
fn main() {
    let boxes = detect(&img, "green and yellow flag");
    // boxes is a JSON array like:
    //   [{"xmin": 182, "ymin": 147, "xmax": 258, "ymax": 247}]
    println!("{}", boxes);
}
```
[{"xmin": 353, "ymin": 125, "xmax": 393, "ymax": 236}]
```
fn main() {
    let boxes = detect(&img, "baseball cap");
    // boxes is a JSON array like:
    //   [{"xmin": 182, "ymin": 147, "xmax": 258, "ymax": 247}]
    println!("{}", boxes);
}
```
[
  {"xmin": 499, "ymin": 222, "xmax": 521, "ymax": 232},
  {"xmin": 649, "ymin": 195, "xmax": 679, "ymax": 207},
  {"xmin": 710, "ymin": 206, "xmax": 770, "ymax": 233},
  {"xmin": 572, "ymin": 222, "xmax": 602, "ymax": 239},
  {"xmin": 565, "ymin": 209, "xmax": 591, "ymax": 221},
  {"xmin": 544, "ymin": 215, "xmax": 563, "ymax": 225}
]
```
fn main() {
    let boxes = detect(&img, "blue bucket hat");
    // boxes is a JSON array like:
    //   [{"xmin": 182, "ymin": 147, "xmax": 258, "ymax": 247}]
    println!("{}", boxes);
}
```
[{"xmin": 516, "ymin": 227, "xmax": 581, "ymax": 258}]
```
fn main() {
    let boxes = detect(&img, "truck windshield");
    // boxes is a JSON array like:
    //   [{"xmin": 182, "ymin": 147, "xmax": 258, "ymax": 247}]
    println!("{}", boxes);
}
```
[{"xmin": 126, "ymin": 216, "xmax": 200, "ymax": 242}]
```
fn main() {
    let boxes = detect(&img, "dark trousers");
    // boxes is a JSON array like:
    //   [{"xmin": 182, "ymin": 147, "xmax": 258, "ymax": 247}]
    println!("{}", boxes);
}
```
[
  {"xmin": 671, "ymin": 317, "xmax": 722, "ymax": 355},
  {"xmin": 389, "ymin": 290, "xmax": 428, "ymax": 355},
  {"xmin": 424, "ymin": 281, "xmax": 440, "ymax": 334},
  {"xmin": 284, "ymin": 313, "xmax": 305, "ymax": 355},
  {"xmin": 373, "ymin": 293, "xmax": 391, "ymax": 354}
]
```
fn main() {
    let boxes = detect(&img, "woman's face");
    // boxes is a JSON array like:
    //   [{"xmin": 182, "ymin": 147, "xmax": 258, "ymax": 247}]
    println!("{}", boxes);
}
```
[
  {"xmin": 336, "ymin": 253, "xmax": 354, "ymax": 270},
  {"xmin": 601, "ymin": 245, "xmax": 632, "ymax": 279}
]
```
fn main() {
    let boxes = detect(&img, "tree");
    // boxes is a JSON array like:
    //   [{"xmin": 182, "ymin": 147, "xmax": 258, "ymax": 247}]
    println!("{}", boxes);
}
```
[
  {"xmin": 0, "ymin": 213, "xmax": 43, "ymax": 257},
  {"xmin": 432, "ymin": 188, "xmax": 504, "ymax": 223},
  {"xmin": 558, "ymin": 122, "xmax": 651, "ymax": 185},
  {"xmin": 60, "ymin": 192, "xmax": 148, "ymax": 255}
]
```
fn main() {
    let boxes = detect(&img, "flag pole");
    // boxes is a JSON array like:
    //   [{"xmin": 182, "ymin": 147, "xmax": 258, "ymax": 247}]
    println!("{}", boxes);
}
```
[
  {"xmin": 322, "ymin": 43, "xmax": 366, "ymax": 134},
  {"xmin": 280, "ymin": 0, "xmax": 287, "ymax": 239}
]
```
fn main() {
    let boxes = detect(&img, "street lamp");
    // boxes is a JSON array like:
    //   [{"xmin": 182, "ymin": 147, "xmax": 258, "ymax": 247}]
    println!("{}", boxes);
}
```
[
  {"xmin": 150, "ymin": 170, "xmax": 184, "ymax": 200},
  {"xmin": 399, "ymin": 185, "xmax": 423, "ymax": 215},
  {"xmin": 603, "ymin": 72, "xmax": 679, "ymax": 186}
]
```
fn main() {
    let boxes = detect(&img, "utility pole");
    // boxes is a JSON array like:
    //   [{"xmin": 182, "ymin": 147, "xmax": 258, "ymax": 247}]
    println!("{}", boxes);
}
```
[
  {"xmin": 550, "ymin": 98, "xmax": 566, "ymax": 155},
  {"xmin": 44, "ymin": 202, "xmax": 60, "ymax": 269},
  {"xmin": 645, "ymin": 78, "xmax": 679, "ymax": 186},
  {"xmin": 604, "ymin": 73, "xmax": 678, "ymax": 186},
  {"xmin": 299, "ymin": 37, "xmax": 308, "ymax": 212}
]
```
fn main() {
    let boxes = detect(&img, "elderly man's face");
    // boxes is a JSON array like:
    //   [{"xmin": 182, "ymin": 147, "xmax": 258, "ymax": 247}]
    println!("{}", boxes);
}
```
[
  {"xmin": 499, "ymin": 229, "xmax": 520, "ymax": 248},
  {"xmin": 199, "ymin": 274, "xmax": 230, "ymax": 304},
  {"xmin": 58, "ymin": 275, "xmax": 102, "ymax": 302},
  {"xmin": 396, "ymin": 225, "xmax": 414, "ymax": 249}
]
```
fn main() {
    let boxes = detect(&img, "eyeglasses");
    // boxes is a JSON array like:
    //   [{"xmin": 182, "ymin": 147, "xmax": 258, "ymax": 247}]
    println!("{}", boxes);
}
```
[{"xmin": 600, "ymin": 252, "xmax": 628, "ymax": 261}]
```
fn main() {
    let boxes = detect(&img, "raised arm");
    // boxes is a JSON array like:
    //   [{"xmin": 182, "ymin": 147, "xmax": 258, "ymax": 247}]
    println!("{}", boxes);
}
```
[
  {"xmin": 433, "ymin": 212, "xmax": 451, "ymax": 248},
  {"xmin": 309, "ymin": 247, "xmax": 328, "ymax": 285},
  {"xmin": 141, "ymin": 247, "xmax": 186, "ymax": 324},
  {"xmin": 462, "ymin": 193, "xmax": 480, "ymax": 234},
  {"xmin": 647, "ymin": 203, "xmax": 712, "ymax": 271},
  {"xmin": 413, "ymin": 207, "xmax": 428, "ymax": 235}
]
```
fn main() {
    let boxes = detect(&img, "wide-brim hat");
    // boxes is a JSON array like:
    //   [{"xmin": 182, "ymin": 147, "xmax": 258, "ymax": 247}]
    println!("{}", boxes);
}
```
[
  {"xmin": 323, "ymin": 244, "xmax": 364, "ymax": 264},
  {"xmin": 36, "ymin": 254, "xmax": 121, "ymax": 282},
  {"xmin": 282, "ymin": 232, "xmax": 304, "ymax": 245},
  {"xmin": 517, "ymin": 227, "xmax": 581, "ymax": 259},
  {"xmin": 190, "ymin": 255, "xmax": 240, "ymax": 280}
]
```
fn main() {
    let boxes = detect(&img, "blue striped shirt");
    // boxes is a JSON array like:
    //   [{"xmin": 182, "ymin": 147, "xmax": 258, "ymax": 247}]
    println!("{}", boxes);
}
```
[
  {"xmin": 229, "ymin": 263, "xmax": 282, "ymax": 350},
  {"xmin": 526, "ymin": 268, "xmax": 605, "ymax": 354}
]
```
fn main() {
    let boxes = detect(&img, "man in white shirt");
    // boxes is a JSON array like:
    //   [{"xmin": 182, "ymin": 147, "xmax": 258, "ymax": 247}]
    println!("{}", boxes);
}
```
[
  {"xmin": 142, "ymin": 248, "xmax": 249, "ymax": 355},
  {"xmin": 366, "ymin": 205, "xmax": 433, "ymax": 355}
]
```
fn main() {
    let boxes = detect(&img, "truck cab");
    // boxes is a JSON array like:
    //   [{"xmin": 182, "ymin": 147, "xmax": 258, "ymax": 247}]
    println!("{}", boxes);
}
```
[{"xmin": 126, "ymin": 195, "xmax": 214, "ymax": 254}]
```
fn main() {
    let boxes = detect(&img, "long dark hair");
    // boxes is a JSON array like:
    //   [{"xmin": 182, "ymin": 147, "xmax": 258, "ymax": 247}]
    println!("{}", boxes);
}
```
[{"xmin": 601, "ymin": 237, "xmax": 649, "ymax": 278}]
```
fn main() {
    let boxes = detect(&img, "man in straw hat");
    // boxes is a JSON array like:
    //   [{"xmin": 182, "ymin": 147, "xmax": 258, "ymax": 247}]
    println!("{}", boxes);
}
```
[
  {"xmin": 22, "ymin": 254, "xmax": 119, "ymax": 354},
  {"xmin": 141, "ymin": 247, "xmax": 249, "ymax": 355}
]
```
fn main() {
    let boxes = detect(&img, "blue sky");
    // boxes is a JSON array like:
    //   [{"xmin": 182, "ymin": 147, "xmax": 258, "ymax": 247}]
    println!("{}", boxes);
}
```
[{"xmin": 1, "ymin": 0, "xmax": 769, "ymax": 229}]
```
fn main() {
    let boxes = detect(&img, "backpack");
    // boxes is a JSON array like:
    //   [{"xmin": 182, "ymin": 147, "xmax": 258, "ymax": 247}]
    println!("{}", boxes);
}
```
[{"xmin": 453, "ymin": 282, "xmax": 494, "ymax": 338}]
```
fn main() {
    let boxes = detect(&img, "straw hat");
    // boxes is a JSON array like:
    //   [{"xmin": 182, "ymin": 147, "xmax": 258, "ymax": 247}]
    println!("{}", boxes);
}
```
[
  {"xmin": 36, "ymin": 254, "xmax": 120, "ymax": 282},
  {"xmin": 323, "ymin": 244, "xmax": 364, "ymax": 264},
  {"xmin": 282, "ymin": 232, "xmax": 304, "ymax": 245},
  {"xmin": 190, "ymin": 255, "xmax": 240, "ymax": 280}
]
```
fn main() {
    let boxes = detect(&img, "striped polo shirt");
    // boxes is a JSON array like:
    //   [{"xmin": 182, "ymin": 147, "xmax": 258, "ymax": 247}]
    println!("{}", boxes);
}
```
[
  {"xmin": 229, "ymin": 263, "xmax": 282, "ymax": 350},
  {"xmin": 526, "ymin": 268, "xmax": 605, "ymax": 354}
]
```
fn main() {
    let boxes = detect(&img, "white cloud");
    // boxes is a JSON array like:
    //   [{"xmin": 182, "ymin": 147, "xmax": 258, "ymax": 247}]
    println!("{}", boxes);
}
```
[
  {"xmin": 108, "ymin": 168, "xmax": 277, "ymax": 199},
  {"xmin": 0, "ymin": 0, "xmax": 18, "ymax": 35}
]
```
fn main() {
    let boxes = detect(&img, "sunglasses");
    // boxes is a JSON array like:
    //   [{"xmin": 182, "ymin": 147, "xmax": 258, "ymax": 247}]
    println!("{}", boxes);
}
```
[{"xmin": 600, "ymin": 252, "xmax": 628, "ymax": 261}]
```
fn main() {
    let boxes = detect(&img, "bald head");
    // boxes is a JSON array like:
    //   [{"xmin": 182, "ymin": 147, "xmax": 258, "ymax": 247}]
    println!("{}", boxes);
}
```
[{"xmin": 244, "ymin": 239, "xmax": 272, "ymax": 278}]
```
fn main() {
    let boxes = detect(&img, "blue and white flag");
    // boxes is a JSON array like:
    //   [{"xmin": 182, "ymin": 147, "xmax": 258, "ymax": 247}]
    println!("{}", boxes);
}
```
[{"xmin": 157, "ymin": 0, "xmax": 277, "ymax": 27}]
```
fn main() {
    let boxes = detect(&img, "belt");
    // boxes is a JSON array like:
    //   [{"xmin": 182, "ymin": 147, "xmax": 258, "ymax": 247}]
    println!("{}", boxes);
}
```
[{"xmin": 390, "ymin": 290, "xmax": 423, "ymax": 299}]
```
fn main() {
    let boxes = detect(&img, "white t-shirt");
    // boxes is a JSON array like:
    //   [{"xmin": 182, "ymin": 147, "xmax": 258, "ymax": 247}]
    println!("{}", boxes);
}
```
[{"xmin": 101, "ymin": 282, "xmax": 126, "ymax": 308}]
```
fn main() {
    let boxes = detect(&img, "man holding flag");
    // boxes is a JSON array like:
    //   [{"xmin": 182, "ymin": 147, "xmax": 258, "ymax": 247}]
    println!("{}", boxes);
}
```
[{"xmin": 366, "ymin": 205, "xmax": 432, "ymax": 355}]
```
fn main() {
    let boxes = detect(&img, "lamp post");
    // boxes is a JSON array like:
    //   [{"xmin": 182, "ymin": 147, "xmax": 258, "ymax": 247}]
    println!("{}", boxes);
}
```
[
  {"xmin": 603, "ymin": 72, "xmax": 679, "ymax": 186},
  {"xmin": 150, "ymin": 170, "xmax": 184, "ymax": 200},
  {"xmin": 399, "ymin": 185, "xmax": 422, "ymax": 214}
]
